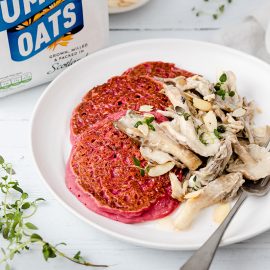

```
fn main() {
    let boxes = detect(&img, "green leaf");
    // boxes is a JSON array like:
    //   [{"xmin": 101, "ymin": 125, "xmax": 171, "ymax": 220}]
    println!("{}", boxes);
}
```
[
  {"xmin": 22, "ymin": 202, "xmax": 31, "ymax": 209},
  {"xmin": 25, "ymin": 222, "xmax": 38, "ymax": 230},
  {"xmin": 216, "ymin": 89, "xmax": 226, "ymax": 100},
  {"xmin": 132, "ymin": 157, "xmax": 141, "ymax": 167},
  {"xmin": 42, "ymin": 243, "xmax": 56, "ymax": 261},
  {"xmin": 3, "ymin": 227, "xmax": 9, "ymax": 239},
  {"xmin": 73, "ymin": 251, "xmax": 81, "ymax": 260},
  {"xmin": 30, "ymin": 233, "xmax": 43, "ymax": 242},
  {"xmin": 12, "ymin": 185, "xmax": 23, "ymax": 194},
  {"xmin": 0, "ymin": 155, "xmax": 4, "ymax": 164},
  {"xmin": 21, "ymin": 193, "xmax": 28, "ymax": 200},
  {"xmin": 35, "ymin": 198, "xmax": 45, "ymax": 203},
  {"xmin": 140, "ymin": 169, "xmax": 145, "ymax": 177},
  {"xmin": 219, "ymin": 5, "xmax": 225, "ymax": 13},
  {"xmin": 134, "ymin": 121, "xmax": 143, "ymax": 128},
  {"xmin": 214, "ymin": 129, "xmax": 222, "ymax": 139},
  {"xmin": 148, "ymin": 124, "xmax": 155, "ymax": 131},
  {"xmin": 145, "ymin": 117, "xmax": 155, "ymax": 125},
  {"xmin": 199, "ymin": 133, "xmax": 208, "ymax": 145},
  {"xmin": 219, "ymin": 73, "xmax": 227, "ymax": 83}
]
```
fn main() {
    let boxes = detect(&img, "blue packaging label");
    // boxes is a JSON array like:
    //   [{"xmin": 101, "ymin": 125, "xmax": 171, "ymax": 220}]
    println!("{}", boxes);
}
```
[
  {"xmin": 0, "ymin": 0, "xmax": 56, "ymax": 31},
  {"xmin": 0, "ymin": 0, "xmax": 84, "ymax": 62}
]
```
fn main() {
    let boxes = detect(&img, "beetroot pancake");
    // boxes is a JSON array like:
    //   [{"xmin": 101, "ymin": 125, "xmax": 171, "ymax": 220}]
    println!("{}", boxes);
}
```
[
  {"xmin": 67, "ymin": 115, "xmax": 180, "ymax": 223},
  {"xmin": 71, "ymin": 75, "xmax": 170, "ymax": 139},
  {"xmin": 123, "ymin": 61, "xmax": 194, "ymax": 78}
]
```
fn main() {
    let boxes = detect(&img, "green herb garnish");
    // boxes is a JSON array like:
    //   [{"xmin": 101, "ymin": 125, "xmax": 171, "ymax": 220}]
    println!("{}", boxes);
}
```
[
  {"xmin": 229, "ymin": 91, "xmax": 235, "ymax": 97},
  {"xmin": 216, "ymin": 89, "xmax": 226, "ymax": 100},
  {"xmin": 132, "ymin": 157, "xmax": 141, "ymax": 167},
  {"xmin": 0, "ymin": 155, "xmax": 106, "ymax": 269},
  {"xmin": 134, "ymin": 117, "xmax": 156, "ymax": 131},
  {"xmin": 217, "ymin": 125, "xmax": 226, "ymax": 133},
  {"xmin": 214, "ymin": 129, "xmax": 222, "ymax": 139},
  {"xmin": 133, "ymin": 157, "xmax": 149, "ymax": 176},
  {"xmin": 199, "ymin": 133, "xmax": 208, "ymax": 145},
  {"xmin": 219, "ymin": 73, "xmax": 227, "ymax": 83},
  {"xmin": 134, "ymin": 121, "xmax": 143, "ymax": 128}
]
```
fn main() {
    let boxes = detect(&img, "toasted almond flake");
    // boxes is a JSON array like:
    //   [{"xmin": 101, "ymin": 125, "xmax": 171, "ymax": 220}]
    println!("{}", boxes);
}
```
[
  {"xmin": 137, "ymin": 123, "xmax": 149, "ymax": 136},
  {"xmin": 143, "ymin": 113, "xmax": 155, "ymax": 118},
  {"xmin": 213, "ymin": 203, "xmax": 230, "ymax": 224},
  {"xmin": 203, "ymin": 110, "xmax": 217, "ymax": 132},
  {"xmin": 203, "ymin": 94, "xmax": 216, "ymax": 101},
  {"xmin": 139, "ymin": 105, "xmax": 154, "ymax": 112},
  {"xmin": 140, "ymin": 147, "xmax": 174, "ymax": 164},
  {"xmin": 148, "ymin": 162, "xmax": 175, "ymax": 177},
  {"xmin": 193, "ymin": 98, "xmax": 212, "ymax": 111},
  {"xmin": 169, "ymin": 172, "xmax": 184, "ymax": 201},
  {"xmin": 232, "ymin": 108, "xmax": 246, "ymax": 118},
  {"xmin": 184, "ymin": 189, "xmax": 203, "ymax": 199},
  {"xmin": 176, "ymin": 76, "xmax": 187, "ymax": 86}
]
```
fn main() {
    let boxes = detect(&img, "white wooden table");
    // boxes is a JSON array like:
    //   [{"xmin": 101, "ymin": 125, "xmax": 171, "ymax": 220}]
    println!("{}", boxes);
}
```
[{"xmin": 1, "ymin": 0, "xmax": 270, "ymax": 269}]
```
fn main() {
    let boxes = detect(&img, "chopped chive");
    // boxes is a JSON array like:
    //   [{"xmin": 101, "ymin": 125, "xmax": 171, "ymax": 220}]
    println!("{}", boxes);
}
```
[{"xmin": 213, "ymin": 14, "xmax": 218, "ymax": 20}]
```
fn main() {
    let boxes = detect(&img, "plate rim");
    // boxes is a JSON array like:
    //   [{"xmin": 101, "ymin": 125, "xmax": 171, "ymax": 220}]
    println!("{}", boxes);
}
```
[{"xmin": 30, "ymin": 38, "xmax": 270, "ymax": 250}]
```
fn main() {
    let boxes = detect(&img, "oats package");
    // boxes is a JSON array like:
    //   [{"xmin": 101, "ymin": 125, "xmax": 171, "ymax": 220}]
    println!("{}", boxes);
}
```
[{"xmin": 0, "ymin": 0, "xmax": 109, "ymax": 97}]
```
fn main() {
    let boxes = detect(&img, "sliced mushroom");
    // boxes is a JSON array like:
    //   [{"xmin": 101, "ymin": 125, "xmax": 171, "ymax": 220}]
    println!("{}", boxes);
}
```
[
  {"xmin": 253, "ymin": 125, "xmax": 270, "ymax": 146},
  {"xmin": 174, "ymin": 173, "xmax": 244, "ymax": 230},
  {"xmin": 115, "ymin": 111, "xmax": 202, "ymax": 170},
  {"xmin": 227, "ymin": 143, "xmax": 270, "ymax": 180},
  {"xmin": 160, "ymin": 84, "xmax": 220, "ymax": 157},
  {"xmin": 191, "ymin": 135, "xmax": 234, "ymax": 186}
]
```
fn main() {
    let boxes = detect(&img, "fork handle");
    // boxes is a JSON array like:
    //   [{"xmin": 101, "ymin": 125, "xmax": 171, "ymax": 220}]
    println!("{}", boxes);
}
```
[{"xmin": 180, "ymin": 190, "xmax": 248, "ymax": 270}]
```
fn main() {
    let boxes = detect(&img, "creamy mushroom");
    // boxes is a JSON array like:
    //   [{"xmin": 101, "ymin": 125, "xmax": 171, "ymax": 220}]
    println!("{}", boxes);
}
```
[
  {"xmin": 191, "ymin": 135, "xmax": 234, "ymax": 186},
  {"xmin": 174, "ymin": 173, "xmax": 244, "ymax": 230},
  {"xmin": 228, "ymin": 143, "xmax": 270, "ymax": 180},
  {"xmin": 114, "ymin": 111, "xmax": 202, "ymax": 170},
  {"xmin": 159, "ymin": 84, "xmax": 221, "ymax": 157}
]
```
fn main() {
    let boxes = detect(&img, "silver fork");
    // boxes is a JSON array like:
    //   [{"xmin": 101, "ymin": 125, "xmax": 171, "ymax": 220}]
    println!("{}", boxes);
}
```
[{"xmin": 180, "ymin": 143, "xmax": 270, "ymax": 270}]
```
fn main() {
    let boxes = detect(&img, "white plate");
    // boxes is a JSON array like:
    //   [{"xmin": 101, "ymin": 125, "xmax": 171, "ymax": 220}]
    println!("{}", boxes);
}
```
[
  {"xmin": 109, "ymin": 0, "xmax": 150, "ymax": 14},
  {"xmin": 31, "ymin": 39, "xmax": 270, "ymax": 250}
]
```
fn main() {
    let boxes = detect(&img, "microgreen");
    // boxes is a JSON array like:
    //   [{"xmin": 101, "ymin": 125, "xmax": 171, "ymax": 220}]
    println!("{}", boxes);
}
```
[{"xmin": 0, "ymin": 156, "xmax": 107, "ymax": 269}]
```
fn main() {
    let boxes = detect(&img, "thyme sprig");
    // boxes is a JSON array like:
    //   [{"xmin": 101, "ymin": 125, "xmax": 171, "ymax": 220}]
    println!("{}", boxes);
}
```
[{"xmin": 0, "ymin": 155, "xmax": 107, "ymax": 269}]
